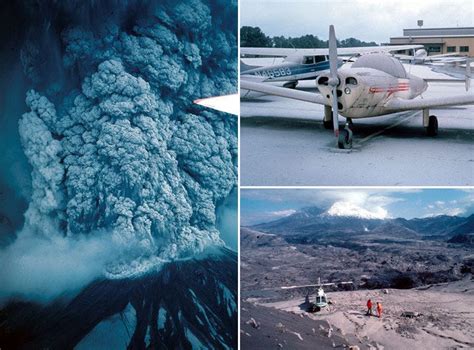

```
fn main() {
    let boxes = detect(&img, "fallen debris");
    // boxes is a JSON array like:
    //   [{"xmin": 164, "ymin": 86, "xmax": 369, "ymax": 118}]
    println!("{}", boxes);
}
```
[
  {"xmin": 401, "ymin": 311, "xmax": 422, "ymax": 318},
  {"xmin": 246, "ymin": 317, "xmax": 260, "ymax": 329}
]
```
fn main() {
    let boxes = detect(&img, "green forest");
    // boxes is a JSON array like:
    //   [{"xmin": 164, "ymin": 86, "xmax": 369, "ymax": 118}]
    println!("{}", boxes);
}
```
[{"xmin": 241, "ymin": 26, "xmax": 378, "ymax": 48}]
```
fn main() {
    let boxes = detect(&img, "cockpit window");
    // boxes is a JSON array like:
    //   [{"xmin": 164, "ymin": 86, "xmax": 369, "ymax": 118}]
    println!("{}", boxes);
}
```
[
  {"xmin": 352, "ymin": 54, "xmax": 407, "ymax": 78},
  {"xmin": 303, "ymin": 56, "xmax": 315, "ymax": 64},
  {"xmin": 315, "ymin": 55, "xmax": 326, "ymax": 63}
]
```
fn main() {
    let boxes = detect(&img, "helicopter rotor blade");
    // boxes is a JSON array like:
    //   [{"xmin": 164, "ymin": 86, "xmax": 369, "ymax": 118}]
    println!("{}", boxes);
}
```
[
  {"xmin": 281, "ymin": 281, "xmax": 353, "ymax": 289},
  {"xmin": 281, "ymin": 284, "xmax": 319, "ymax": 290}
]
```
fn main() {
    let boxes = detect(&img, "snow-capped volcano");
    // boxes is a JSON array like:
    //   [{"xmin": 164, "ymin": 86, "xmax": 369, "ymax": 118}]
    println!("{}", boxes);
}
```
[{"xmin": 326, "ymin": 201, "xmax": 388, "ymax": 220}]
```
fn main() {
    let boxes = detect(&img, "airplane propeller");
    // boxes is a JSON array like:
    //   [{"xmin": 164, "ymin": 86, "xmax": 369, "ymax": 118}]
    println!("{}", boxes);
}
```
[
  {"xmin": 328, "ymin": 25, "xmax": 339, "ymax": 139},
  {"xmin": 328, "ymin": 25, "xmax": 353, "ymax": 149},
  {"xmin": 466, "ymin": 58, "xmax": 472, "ymax": 92}
]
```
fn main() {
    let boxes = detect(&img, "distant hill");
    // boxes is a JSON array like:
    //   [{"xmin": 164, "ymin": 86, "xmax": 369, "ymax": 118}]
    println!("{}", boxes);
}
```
[
  {"xmin": 240, "ymin": 227, "xmax": 286, "ymax": 249},
  {"xmin": 448, "ymin": 233, "xmax": 474, "ymax": 246},
  {"xmin": 250, "ymin": 206, "xmax": 471, "ymax": 243},
  {"xmin": 450, "ymin": 214, "xmax": 474, "ymax": 235}
]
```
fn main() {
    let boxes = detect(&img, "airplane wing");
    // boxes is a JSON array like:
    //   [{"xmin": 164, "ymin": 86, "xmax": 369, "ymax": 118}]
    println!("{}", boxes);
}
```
[
  {"xmin": 396, "ymin": 53, "xmax": 468, "ymax": 63},
  {"xmin": 240, "ymin": 80, "xmax": 329, "ymax": 105},
  {"xmin": 193, "ymin": 94, "xmax": 239, "ymax": 115},
  {"xmin": 425, "ymin": 57, "xmax": 468, "ymax": 63},
  {"xmin": 385, "ymin": 94, "xmax": 474, "ymax": 111},
  {"xmin": 241, "ymin": 45, "xmax": 423, "ymax": 57}
]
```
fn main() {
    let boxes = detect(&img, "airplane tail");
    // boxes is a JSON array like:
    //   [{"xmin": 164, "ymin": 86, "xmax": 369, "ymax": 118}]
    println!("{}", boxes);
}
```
[{"xmin": 240, "ymin": 59, "xmax": 260, "ymax": 73}]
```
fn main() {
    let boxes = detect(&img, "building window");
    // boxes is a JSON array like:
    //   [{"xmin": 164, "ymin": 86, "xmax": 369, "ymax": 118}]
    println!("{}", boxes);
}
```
[
  {"xmin": 460, "ymin": 46, "xmax": 469, "ymax": 52},
  {"xmin": 447, "ymin": 46, "xmax": 456, "ymax": 53},
  {"xmin": 428, "ymin": 46, "xmax": 441, "ymax": 53}
]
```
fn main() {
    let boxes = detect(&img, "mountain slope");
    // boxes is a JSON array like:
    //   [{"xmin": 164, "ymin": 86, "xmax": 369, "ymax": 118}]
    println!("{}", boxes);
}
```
[
  {"xmin": 0, "ymin": 248, "xmax": 237, "ymax": 350},
  {"xmin": 251, "ymin": 206, "xmax": 471, "ymax": 242}
]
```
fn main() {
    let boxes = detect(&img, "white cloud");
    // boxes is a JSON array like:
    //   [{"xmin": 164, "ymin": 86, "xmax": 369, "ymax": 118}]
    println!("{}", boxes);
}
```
[
  {"xmin": 327, "ymin": 201, "xmax": 388, "ymax": 219},
  {"xmin": 270, "ymin": 209, "xmax": 297, "ymax": 217},
  {"xmin": 241, "ymin": 0, "xmax": 474, "ymax": 43},
  {"xmin": 423, "ymin": 207, "xmax": 464, "ymax": 218},
  {"xmin": 423, "ymin": 190, "xmax": 474, "ymax": 217},
  {"xmin": 240, "ymin": 208, "xmax": 297, "ymax": 226}
]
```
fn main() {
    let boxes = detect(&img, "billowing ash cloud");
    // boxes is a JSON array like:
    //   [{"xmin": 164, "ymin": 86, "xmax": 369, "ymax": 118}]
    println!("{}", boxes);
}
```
[{"xmin": 0, "ymin": 0, "xmax": 237, "ymax": 297}]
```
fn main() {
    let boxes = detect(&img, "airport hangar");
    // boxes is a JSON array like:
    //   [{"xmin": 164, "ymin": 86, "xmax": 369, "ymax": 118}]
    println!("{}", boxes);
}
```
[{"xmin": 388, "ymin": 27, "xmax": 474, "ymax": 57}]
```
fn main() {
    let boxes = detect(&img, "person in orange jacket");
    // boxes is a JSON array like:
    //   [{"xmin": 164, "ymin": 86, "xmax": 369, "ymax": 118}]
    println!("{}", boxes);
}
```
[
  {"xmin": 366, "ymin": 299, "xmax": 373, "ymax": 316},
  {"xmin": 376, "ymin": 302, "xmax": 383, "ymax": 318}
]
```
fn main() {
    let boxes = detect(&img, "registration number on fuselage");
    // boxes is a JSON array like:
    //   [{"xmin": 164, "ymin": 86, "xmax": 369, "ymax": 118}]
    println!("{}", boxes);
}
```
[{"xmin": 253, "ymin": 67, "xmax": 292, "ymax": 79}]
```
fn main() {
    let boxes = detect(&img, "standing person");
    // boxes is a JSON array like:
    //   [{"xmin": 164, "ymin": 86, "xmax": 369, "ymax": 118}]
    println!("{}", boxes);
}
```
[
  {"xmin": 376, "ymin": 302, "xmax": 383, "ymax": 318},
  {"xmin": 366, "ymin": 299, "xmax": 373, "ymax": 316}
]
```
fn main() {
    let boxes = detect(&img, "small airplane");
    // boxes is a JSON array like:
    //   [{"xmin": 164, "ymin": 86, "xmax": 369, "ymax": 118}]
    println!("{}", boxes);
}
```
[
  {"xmin": 240, "ymin": 44, "xmax": 424, "ymax": 92},
  {"xmin": 282, "ymin": 277, "xmax": 353, "ymax": 311},
  {"xmin": 241, "ymin": 25, "xmax": 474, "ymax": 149},
  {"xmin": 395, "ymin": 49, "xmax": 468, "ymax": 65}
]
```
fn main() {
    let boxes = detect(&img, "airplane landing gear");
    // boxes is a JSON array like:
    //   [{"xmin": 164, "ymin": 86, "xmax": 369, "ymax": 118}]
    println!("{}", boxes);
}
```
[
  {"xmin": 427, "ymin": 115, "xmax": 438, "ymax": 136},
  {"xmin": 324, "ymin": 118, "xmax": 333, "ymax": 129},
  {"xmin": 323, "ymin": 106, "xmax": 333, "ymax": 129},
  {"xmin": 338, "ymin": 124, "xmax": 353, "ymax": 149},
  {"xmin": 423, "ymin": 109, "xmax": 438, "ymax": 137}
]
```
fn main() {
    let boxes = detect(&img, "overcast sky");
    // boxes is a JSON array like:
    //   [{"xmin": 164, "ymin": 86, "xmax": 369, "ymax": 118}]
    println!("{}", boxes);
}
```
[
  {"xmin": 240, "ymin": 0, "xmax": 474, "ymax": 44},
  {"xmin": 240, "ymin": 189, "xmax": 474, "ymax": 226}
]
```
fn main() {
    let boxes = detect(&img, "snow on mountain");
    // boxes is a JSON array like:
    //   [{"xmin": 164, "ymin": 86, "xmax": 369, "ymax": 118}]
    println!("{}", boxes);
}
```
[{"xmin": 326, "ymin": 201, "xmax": 388, "ymax": 220}]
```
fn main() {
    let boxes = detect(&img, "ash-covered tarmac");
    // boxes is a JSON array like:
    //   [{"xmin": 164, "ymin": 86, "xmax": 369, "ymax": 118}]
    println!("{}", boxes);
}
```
[{"xmin": 240, "ymin": 62, "xmax": 474, "ymax": 186}]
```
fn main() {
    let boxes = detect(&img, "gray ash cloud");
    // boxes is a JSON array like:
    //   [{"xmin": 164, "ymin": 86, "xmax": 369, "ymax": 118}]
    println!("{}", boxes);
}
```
[{"xmin": 0, "ymin": 0, "xmax": 237, "ymax": 298}]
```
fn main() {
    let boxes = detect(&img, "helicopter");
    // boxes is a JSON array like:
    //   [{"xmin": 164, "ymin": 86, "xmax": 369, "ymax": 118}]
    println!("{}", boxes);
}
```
[{"xmin": 281, "ymin": 277, "xmax": 353, "ymax": 312}]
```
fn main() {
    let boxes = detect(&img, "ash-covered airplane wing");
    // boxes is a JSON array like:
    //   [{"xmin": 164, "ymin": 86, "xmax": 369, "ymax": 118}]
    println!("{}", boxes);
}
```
[
  {"xmin": 385, "ymin": 94, "xmax": 474, "ymax": 111},
  {"xmin": 194, "ymin": 94, "xmax": 239, "ymax": 115},
  {"xmin": 396, "ymin": 52, "xmax": 468, "ymax": 63},
  {"xmin": 240, "ymin": 80, "xmax": 329, "ymax": 105},
  {"xmin": 241, "ymin": 45, "xmax": 423, "ymax": 57}
]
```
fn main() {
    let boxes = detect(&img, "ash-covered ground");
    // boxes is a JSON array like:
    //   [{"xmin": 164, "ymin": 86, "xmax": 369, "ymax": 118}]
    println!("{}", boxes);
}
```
[{"xmin": 240, "ymin": 207, "xmax": 474, "ymax": 349}]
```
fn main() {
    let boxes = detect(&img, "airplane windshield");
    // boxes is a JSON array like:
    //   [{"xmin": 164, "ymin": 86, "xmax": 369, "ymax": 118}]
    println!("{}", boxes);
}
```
[
  {"xmin": 303, "ymin": 56, "xmax": 315, "ymax": 64},
  {"xmin": 315, "ymin": 55, "xmax": 326, "ymax": 63},
  {"xmin": 352, "ymin": 54, "xmax": 407, "ymax": 78}
]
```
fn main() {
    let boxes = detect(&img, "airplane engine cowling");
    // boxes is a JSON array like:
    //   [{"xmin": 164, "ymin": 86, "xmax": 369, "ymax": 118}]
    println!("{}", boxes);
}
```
[
  {"xmin": 317, "ymin": 71, "xmax": 404, "ymax": 119},
  {"xmin": 317, "ymin": 73, "xmax": 365, "ymax": 117}
]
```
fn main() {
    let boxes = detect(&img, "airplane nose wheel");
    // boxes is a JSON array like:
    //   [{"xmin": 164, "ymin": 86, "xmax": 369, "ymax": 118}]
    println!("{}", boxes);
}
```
[
  {"xmin": 427, "ymin": 115, "xmax": 438, "ymax": 136},
  {"xmin": 338, "ymin": 126, "xmax": 353, "ymax": 149},
  {"xmin": 324, "ymin": 118, "xmax": 333, "ymax": 129}
]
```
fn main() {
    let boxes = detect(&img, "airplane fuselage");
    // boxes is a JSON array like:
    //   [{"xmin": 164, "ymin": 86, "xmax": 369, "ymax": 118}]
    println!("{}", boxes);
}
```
[
  {"xmin": 242, "ymin": 60, "xmax": 331, "ymax": 82},
  {"xmin": 317, "ymin": 67, "xmax": 428, "ymax": 119}
]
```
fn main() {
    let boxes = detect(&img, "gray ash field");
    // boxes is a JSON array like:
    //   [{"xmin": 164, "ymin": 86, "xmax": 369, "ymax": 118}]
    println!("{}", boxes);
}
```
[{"xmin": 240, "ymin": 208, "xmax": 474, "ymax": 349}]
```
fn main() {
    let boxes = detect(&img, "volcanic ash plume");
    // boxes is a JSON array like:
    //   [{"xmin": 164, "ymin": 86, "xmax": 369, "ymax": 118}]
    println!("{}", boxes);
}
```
[{"xmin": 1, "ymin": 0, "xmax": 237, "ymax": 296}]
